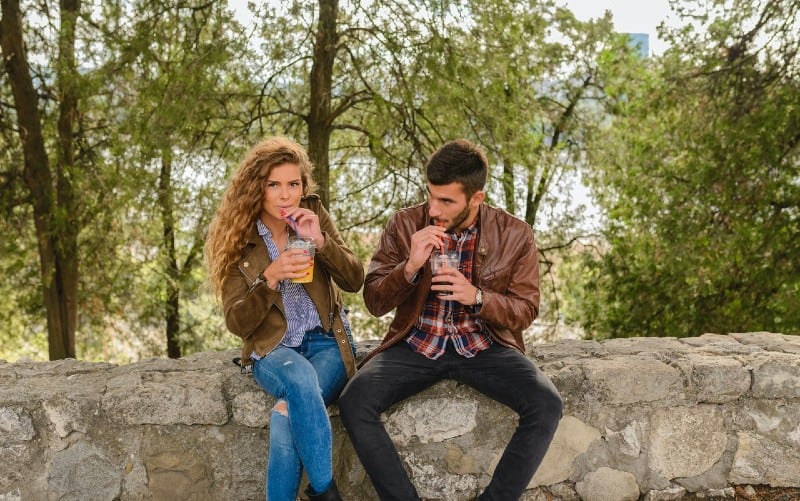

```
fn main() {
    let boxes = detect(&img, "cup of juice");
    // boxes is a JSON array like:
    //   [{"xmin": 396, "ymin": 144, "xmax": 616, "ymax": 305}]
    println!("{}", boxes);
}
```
[{"xmin": 287, "ymin": 236, "xmax": 315, "ymax": 283}]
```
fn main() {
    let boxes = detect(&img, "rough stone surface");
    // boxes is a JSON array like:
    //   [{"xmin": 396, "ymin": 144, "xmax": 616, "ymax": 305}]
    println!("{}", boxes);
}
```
[
  {"xmin": 643, "ymin": 486, "xmax": 687, "ymax": 500},
  {"xmin": 0, "ymin": 406, "xmax": 35, "ymax": 444},
  {"xmin": 749, "ymin": 352, "xmax": 800, "ymax": 399},
  {"xmin": 581, "ymin": 356, "xmax": 682, "ymax": 405},
  {"xmin": 530, "ymin": 415, "xmax": 601, "ymax": 487},
  {"xmin": 48, "ymin": 441, "xmax": 122, "ymax": 501},
  {"xmin": 232, "ymin": 390, "xmax": 271, "ymax": 428},
  {"xmin": 649, "ymin": 406, "xmax": 727, "ymax": 479},
  {"xmin": 575, "ymin": 467, "xmax": 639, "ymax": 501},
  {"xmin": 386, "ymin": 396, "xmax": 478, "ymax": 445},
  {"xmin": 1, "ymin": 333, "xmax": 799, "ymax": 500},
  {"xmin": 687, "ymin": 354, "xmax": 751, "ymax": 403},
  {"xmin": 729, "ymin": 431, "xmax": 800, "ymax": 486},
  {"xmin": 101, "ymin": 370, "xmax": 228, "ymax": 425}
]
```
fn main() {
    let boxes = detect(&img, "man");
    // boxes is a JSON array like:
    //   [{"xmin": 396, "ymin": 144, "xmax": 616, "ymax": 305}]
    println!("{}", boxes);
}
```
[{"xmin": 338, "ymin": 139, "xmax": 563, "ymax": 500}]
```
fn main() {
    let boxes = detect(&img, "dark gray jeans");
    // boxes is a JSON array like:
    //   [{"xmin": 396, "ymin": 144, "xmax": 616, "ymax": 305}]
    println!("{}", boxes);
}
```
[{"xmin": 338, "ymin": 341, "xmax": 563, "ymax": 501}]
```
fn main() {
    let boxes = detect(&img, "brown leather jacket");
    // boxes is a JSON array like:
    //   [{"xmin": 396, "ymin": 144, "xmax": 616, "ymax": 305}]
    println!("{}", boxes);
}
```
[
  {"xmin": 362, "ymin": 202, "xmax": 540, "ymax": 366},
  {"xmin": 221, "ymin": 195, "xmax": 364, "ymax": 377}
]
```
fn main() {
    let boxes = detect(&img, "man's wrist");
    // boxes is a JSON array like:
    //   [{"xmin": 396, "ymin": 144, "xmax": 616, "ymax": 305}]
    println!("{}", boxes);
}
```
[
  {"xmin": 403, "ymin": 261, "xmax": 421, "ymax": 282},
  {"xmin": 473, "ymin": 287, "xmax": 483, "ymax": 306}
]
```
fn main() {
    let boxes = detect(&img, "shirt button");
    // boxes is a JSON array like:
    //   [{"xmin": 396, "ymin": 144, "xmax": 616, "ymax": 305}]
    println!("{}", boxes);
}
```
[{"xmin": 243, "ymin": 262, "xmax": 250, "ymax": 267}]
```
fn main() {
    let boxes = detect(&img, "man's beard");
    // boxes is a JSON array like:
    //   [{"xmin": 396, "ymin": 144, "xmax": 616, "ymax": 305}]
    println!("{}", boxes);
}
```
[{"xmin": 447, "ymin": 205, "xmax": 472, "ymax": 232}]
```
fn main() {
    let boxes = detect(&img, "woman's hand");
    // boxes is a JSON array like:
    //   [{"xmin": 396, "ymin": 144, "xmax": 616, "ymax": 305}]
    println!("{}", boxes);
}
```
[
  {"xmin": 262, "ymin": 248, "xmax": 314, "ymax": 286},
  {"xmin": 282, "ymin": 207, "xmax": 325, "ymax": 248}
]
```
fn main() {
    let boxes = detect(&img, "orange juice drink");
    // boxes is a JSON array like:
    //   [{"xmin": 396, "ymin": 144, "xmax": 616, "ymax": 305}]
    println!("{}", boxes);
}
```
[{"xmin": 287, "ymin": 237, "xmax": 316, "ymax": 283}]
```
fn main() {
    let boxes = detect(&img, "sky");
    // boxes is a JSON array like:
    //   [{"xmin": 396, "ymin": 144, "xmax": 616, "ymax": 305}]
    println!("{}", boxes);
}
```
[{"xmin": 561, "ymin": 0, "xmax": 674, "ymax": 55}]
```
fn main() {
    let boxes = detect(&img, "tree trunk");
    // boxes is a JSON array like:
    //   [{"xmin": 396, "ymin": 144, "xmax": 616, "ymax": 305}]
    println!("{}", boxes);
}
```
[
  {"xmin": 55, "ymin": 0, "xmax": 81, "ymax": 358},
  {"xmin": 525, "ymin": 80, "xmax": 587, "ymax": 227},
  {"xmin": 306, "ymin": 0, "xmax": 339, "ymax": 208},
  {"xmin": 1, "ymin": 0, "xmax": 78, "ymax": 359},
  {"xmin": 158, "ymin": 150, "xmax": 181, "ymax": 359},
  {"xmin": 501, "ymin": 157, "xmax": 516, "ymax": 214}
]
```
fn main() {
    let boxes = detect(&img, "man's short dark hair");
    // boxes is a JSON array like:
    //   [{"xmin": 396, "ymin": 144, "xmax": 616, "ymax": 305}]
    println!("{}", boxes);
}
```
[{"xmin": 425, "ymin": 139, "xmax": 488, "ymax": 197}]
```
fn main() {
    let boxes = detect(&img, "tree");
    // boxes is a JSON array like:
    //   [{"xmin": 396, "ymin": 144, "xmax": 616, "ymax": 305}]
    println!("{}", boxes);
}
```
[
  {"xmin": 335, "ymin": 0, "xmax": 637, "ymax": 326},
  {"xmin": 243, "ymin": 0, "xmax": 639, "ymax": 332},
  {"xmin": 1, "ymin": 0, "xmax": 255, "ymax": 361},
  {"xmin": 1, "ymin": 0, "xmax": 82, "ymax": 359},
  {"xmin": 109, "ymin": 0, "xmax": 254, "ymax": 358},
  {"xmin": 572, "ymin": 0, "xmax": 800, "ymax": 337},
  {"xmin": 243, "ymin": 0, "xmax": 374, "ymax": 209}
]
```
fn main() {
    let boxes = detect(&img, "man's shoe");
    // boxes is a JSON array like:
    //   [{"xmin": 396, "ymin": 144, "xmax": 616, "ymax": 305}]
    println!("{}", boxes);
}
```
[{"xmin": 304, "ymin": 481, "xmax": 342, "ymax": 501}]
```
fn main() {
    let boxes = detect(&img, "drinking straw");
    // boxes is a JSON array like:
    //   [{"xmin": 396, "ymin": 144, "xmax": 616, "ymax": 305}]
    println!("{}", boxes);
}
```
[{"xmin": 285, "ymin": 214, "xmax": 300, "ymax": 236}]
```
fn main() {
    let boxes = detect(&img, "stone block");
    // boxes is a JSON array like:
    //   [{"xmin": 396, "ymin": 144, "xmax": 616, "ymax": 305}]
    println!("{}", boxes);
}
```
[
  {"xmin": 687, "ymin": 354, "xmax": 751, "ymax": 403},
  {"xmin": 582, "ymin": 356, "xmax": 682, "ymax": 404},
  {"xmin": 733, "ymin": 400, "xmax": 800, "ymax": 446},
  {"xmin": 531, "ymin": 415, "xmax": 602, "ymax": 487},
  {"xmin": 48, "ymin": 441, "xmax": 122, "ymax": 501},
  {"xmin": 749, "ymin": 352, "xmax": 800, "ymax": 398},
  {"xmin": 386, "ymin": 396, "xmax": 478, "ymax": 446},
  {"xmin": 0, "ymin": 407, "xmax": 35, "ymax": 445},
  {"xmin": 648, "ymin": 405, "xmax": 726, "ymax": 479},
  {"xmin": 730, "ymin": 332, "xmax": 800, "ymax": 354},
  {"xmin": 231, "ymin": 390, "xmax": 271, "ymax": 428},
  {"xmin": 101, "ymin": 371, "xmax": 228, "ymax": 425},
  {"xmin": 730, "ymin": 432, "xmax": 800, "ymax": 486},
  {"xmin": 576, "ymin": 467, "xmax": 639, "ymax": 501}
]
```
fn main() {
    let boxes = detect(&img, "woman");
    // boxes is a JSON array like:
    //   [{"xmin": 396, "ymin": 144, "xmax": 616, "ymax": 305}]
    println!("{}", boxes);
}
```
[{"xmin": 205, "ymin": 137, "xmax": 363, "ymax": 501}]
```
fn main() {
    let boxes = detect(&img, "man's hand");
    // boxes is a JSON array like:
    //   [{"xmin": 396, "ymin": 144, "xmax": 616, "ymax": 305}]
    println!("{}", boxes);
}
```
[
  {"xmin": 404, "ymin": 225, "xmax": 446, "ymax": 280},
  {"xmin": 431, "ymin": 268, "xmax": 479, "ymax": 305}
]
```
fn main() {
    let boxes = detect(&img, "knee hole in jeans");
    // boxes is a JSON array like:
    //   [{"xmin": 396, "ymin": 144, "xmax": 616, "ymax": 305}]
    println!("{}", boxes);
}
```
[{"xmin": 273, "ymin": 399, "xmax": 288, "ymax": 417}]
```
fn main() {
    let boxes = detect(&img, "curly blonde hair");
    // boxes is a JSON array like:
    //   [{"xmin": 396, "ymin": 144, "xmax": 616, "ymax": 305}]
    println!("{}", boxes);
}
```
[{"xmin": 205, "ymin": 137, "xmax": 317, "ymax": 298}]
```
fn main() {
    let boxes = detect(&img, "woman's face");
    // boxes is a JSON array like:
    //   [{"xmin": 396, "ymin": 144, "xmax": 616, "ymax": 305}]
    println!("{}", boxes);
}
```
[{"xmin": 261, "ymin": 163, "xmax": 304, "ymax": 222}]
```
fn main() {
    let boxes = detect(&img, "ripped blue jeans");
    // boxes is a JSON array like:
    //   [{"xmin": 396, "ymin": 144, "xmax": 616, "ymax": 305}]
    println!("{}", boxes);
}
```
[{"xmin": 252, "ymin": 327, "xmax": 349, "ymax": 500}]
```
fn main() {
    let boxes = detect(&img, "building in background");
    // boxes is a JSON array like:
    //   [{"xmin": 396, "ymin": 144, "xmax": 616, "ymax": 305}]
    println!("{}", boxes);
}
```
[{"xmin": 627, "ymin": 33, "xmax": 650, "ymax": 57}]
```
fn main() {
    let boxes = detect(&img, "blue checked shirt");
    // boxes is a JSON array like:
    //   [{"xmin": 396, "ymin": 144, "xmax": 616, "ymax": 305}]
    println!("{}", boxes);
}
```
[{"xmin": 256, "ymin": 219, "xmax": 321, "ymax": 347}]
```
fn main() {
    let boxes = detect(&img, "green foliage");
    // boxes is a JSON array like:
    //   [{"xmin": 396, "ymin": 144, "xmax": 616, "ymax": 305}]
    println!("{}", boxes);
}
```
[
  {"xmin": 0, "ymin": 216, "xmax": 48, "ymax": 361},
  {"xmin": 570, "ymin": 0, "xmax": 800, "ymax": 338},
  {"xmin": 9, "ymin": 0, "xmax": 795, "ymax": 363}
]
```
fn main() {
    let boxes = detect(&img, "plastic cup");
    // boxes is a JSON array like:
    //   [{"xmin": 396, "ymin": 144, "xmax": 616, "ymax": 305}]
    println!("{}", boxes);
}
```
[
  {"xmin": 430, "ymin": 251, "xmax": 459, "ymax": 296},
  {"xmin": 287, "ymin": 236, "xmax": 315, "ymax": 283}
]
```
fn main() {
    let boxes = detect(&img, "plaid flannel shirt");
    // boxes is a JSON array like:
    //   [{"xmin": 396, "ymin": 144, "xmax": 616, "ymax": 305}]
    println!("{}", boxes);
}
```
[{"xmin": 406, "ymin": 220, "xmax": 492, "ymax": 359}]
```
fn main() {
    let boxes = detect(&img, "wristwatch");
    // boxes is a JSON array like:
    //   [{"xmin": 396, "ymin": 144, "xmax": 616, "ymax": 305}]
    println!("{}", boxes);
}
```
[{"xmin": 474, "ymin": 287, "xmax": 483, "ymax": 306}]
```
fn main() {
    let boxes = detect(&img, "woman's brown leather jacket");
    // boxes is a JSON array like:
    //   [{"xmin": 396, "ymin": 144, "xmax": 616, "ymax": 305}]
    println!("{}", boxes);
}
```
[{"xmin": 221, "ymin": 195, "xmax": 364, "ymax": 377}]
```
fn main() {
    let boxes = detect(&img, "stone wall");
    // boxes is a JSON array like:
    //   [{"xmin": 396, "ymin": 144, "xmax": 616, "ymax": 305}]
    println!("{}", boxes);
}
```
[{"xmin": 1, "ymin": 332, "xmax": 799, "ymax": 501}]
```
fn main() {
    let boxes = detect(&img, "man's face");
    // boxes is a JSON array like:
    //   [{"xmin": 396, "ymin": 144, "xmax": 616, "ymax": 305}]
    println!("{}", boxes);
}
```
[{"xmin": 427, "ymin": 182, "xmax": 484, "ymax": 232}]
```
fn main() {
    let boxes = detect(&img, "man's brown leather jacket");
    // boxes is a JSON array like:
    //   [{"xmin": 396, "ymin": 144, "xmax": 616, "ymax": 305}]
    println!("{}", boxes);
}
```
[
  {"xmin": 221, "ymin": 195, "xmax": 364, "ymax": 377},
  {"xmin": 362, "ymin": 202, "xmax": 540, "ymax": 366}
]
